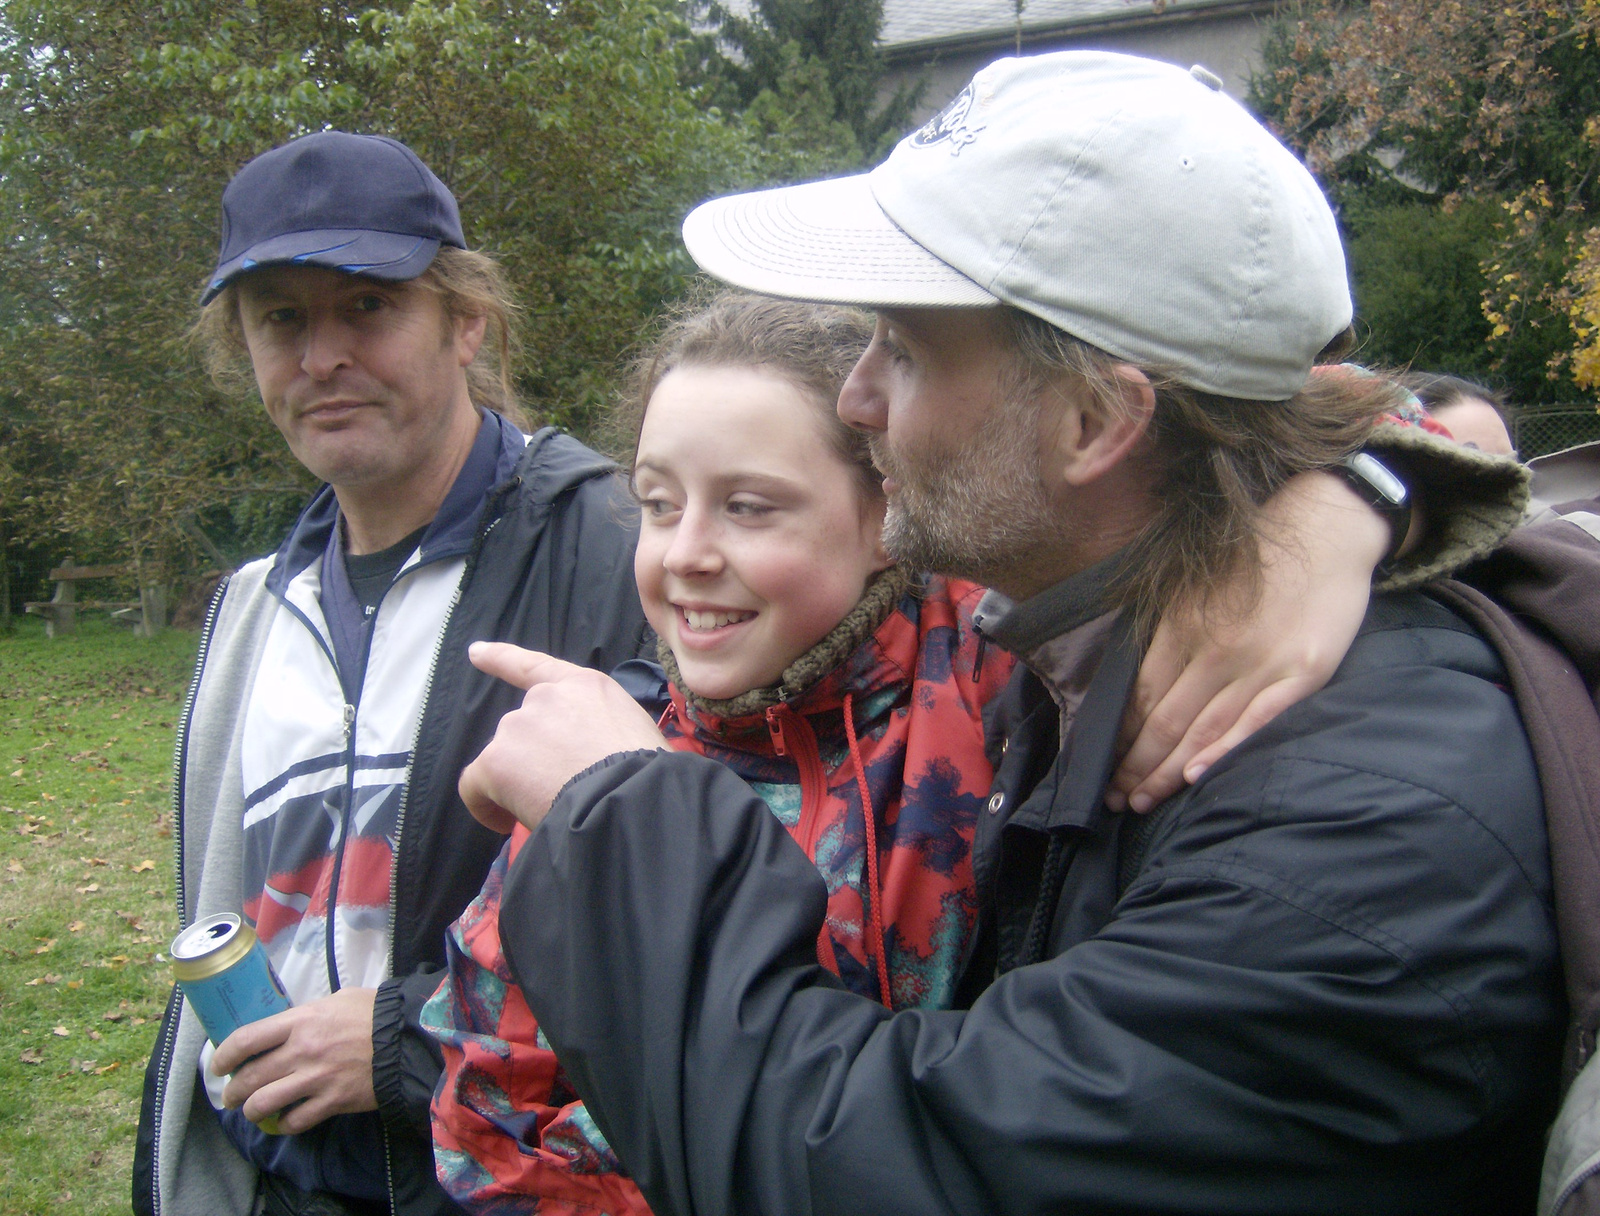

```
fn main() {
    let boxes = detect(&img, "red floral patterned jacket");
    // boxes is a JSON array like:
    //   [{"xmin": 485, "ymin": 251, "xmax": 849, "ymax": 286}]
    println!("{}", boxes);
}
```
[{"xmin": 422, "ymin": 574, "xmax": 1013, "ymax": 1214}]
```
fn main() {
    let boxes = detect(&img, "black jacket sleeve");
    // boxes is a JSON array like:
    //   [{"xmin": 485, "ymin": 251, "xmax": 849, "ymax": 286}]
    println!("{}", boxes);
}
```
[
  {"xmin": 372, "ymin": 969, "xmax": 450, "ymax": 1140},
  {"xmin": 502, "ymin": 626, "xmax": 1561, "ymax": 1216}
]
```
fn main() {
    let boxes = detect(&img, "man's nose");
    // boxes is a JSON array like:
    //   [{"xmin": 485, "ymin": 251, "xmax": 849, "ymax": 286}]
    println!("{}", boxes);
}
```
[
  {"xmin": 300, "ymin": 315, "xmax": 353, "ymax": 380},
  {"xmin": 837, "ymin": 344, "xmax": 888, "ymax": 433}
]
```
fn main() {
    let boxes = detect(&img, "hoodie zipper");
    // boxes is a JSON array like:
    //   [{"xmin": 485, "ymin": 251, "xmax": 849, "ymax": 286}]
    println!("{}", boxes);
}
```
[{"xmin": 150, "ymin": 574, "xmax": 230, "ymax": 1216}]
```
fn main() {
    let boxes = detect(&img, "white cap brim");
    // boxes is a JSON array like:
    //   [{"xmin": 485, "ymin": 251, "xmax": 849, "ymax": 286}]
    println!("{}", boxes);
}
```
[{"xmin": 682, "ymin": 174, "xmax": 998, "ymax": 309}]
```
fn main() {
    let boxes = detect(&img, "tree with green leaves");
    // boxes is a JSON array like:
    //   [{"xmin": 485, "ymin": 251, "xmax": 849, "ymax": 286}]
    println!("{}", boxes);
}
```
[
  {"xmin": 0, "ymin": 0, "xmax": 794, "ymax": 598},
  {"xmin": 1248, "ymin": 0, "xmax": 1600, "ymax": 405}
]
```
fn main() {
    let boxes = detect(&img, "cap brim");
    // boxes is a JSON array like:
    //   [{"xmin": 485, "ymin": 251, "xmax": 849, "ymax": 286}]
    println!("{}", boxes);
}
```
[
  {"xmin": 202, "ymin": 230, "xmax": 443, "ymax": 303},
  {"xmin": 682, "ymin": 175, "xmax": 997, "ymax": 309}
]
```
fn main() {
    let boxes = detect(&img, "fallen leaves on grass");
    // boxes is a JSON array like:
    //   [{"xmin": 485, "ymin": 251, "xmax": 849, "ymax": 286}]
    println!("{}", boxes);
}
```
[
  {"xmin": 102, "ymin": 1009, "xmax": 124, "ymax": 1022},
  {"xmin": 53, "ymin": 1025, "xmax": 69, "ymax": 1037},
  {"xmin": 81, "ymin": 856, "xmax": 107, "ymax": 867},
  {"xmin": 19, "ymin": 1048, "xmax": 43, "ymax": 1064},
  {"xmin": 68, "ymin": 920, "xmax": 84, "ymax": 932},
  {"xmin": 76, "ymin": 881, "xmax": 99, "ymax": 893},
  {"xmin": 130, "ymin": 859, "xmax": 155, "ymax": 873},
  {"xmin": 7, "ymin": 859, "xmax": 21, "ymax": 873},
  {"xmin": 25, "ymin": 973, "xmax": 61, "ymax": 985},
  {"xmin": 34, "ymin": 938, "xmax": 55, "ymax": 954}
]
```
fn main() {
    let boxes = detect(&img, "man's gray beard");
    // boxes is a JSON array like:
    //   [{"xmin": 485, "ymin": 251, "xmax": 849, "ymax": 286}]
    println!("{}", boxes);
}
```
[{"xmin": 872, "ymin": 395, "xmax": 1061, "ymax": 586}]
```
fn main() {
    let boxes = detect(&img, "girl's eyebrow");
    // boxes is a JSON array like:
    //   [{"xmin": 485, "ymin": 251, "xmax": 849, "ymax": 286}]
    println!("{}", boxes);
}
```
[
  {"xmin": 710, "ymin": 470, "xmax": 808, "ymax": 495},
  {"xmin": 632, "ymin": 460, "xmax": 806, "ymax": 494}
]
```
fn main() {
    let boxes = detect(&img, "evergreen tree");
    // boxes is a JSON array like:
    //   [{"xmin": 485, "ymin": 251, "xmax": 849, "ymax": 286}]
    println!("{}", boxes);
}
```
[{"xmin": 697, "ymin": 0, "xmax": 922, "ymax": 163}]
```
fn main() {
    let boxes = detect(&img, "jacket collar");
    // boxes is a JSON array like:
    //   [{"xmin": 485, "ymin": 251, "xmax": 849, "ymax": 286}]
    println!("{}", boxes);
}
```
[
  {"xmin": 1009, "ymin": 613, "xmax": 1141, "ymax": 834},
  {"xmin": 970, "ymin": 548, "xmax": 1126, "ymax": 656},
  {"xmin": 665, "ymin": 565, "xmax": 917, "ymax": 736},
  {"xmin": 265, "ymin": 408, "xmax": 526, "ymax": 597},
  {"xmin": 976, "ymin": 551, "xmax": 1143, "ymax": 834}
]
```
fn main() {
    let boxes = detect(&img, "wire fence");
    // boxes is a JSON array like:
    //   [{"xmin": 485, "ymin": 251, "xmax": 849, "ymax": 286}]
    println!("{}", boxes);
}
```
[{"xmin": 1513, "ymin": 405, "xmax": 1600, "ymax": 460}]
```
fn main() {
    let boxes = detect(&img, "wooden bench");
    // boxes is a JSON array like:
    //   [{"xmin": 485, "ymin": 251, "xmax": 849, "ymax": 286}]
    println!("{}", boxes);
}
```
[{"xmin": 24, "ymin": 560, "xmax": 167, "ymax": 638}]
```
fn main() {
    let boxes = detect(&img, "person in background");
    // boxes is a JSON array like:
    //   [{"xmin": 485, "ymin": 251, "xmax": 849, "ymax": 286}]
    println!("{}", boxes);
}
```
[{"xmin": 1405, "ymin": 371, "xmax": 1517, "ymax": 457}]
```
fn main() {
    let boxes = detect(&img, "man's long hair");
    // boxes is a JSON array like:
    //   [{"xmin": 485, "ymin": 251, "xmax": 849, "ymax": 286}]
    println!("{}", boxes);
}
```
[{"xmin": 1004, "ymin": 308, "xmax": 1403, "ymax": 640}]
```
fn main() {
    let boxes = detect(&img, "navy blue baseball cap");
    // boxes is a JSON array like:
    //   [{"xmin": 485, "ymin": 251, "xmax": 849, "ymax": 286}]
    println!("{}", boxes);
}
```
[{"xmin": 203, "ymin": 131, "xmax": 466, "ymax": 303}]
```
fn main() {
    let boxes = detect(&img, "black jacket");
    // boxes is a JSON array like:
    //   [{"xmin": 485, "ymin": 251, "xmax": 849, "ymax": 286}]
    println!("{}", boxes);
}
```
[
  {"xmin": 502, "ymin": 591, "xmax": 1563, "ymax": 1216},
  {"xmin": 134, "ymin": 426, "xmax": 650, "ymax": 1216}
]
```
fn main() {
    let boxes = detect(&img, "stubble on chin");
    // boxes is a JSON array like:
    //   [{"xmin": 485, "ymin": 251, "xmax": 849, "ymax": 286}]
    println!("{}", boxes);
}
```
[{"xmin": 869, "ymin": 400, "xmax": 1062, "ymax": 585}]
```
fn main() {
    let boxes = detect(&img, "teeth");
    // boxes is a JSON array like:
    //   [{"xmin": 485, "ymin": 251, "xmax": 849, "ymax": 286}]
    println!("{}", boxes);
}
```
[{"xmin": 682, "ymin": 608, "xmax": 755, "ymax": 631}]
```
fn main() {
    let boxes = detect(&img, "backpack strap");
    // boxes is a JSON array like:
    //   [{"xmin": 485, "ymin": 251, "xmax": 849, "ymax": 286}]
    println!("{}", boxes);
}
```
[{"xmin": 1432, "ymin": 575, "xmax": 1600, "ymax": 1088}]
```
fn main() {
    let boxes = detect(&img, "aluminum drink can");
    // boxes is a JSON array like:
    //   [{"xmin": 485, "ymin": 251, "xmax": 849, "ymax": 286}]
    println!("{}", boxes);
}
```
[
  {"xmin": 171, "ymin": 913, "xmax": 293, "ymax": 1043},
  {"xmin": 170, "ymin": 913, "xmax": 294, "ymax": 1134}
]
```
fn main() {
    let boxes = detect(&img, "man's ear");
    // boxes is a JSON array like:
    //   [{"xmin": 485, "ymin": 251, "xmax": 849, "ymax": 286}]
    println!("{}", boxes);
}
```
[
  {"xmin": 1052, "ymin": 365, "xmax": 1156, "ymax": 487},
  {"xmin": 455, "ymin": 312, "xmax": 489, "ymax": 367}
]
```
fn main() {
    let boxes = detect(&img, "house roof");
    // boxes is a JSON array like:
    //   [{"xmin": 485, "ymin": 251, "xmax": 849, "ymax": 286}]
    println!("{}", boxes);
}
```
[
  {"xmin": 714, "ymin": 1, "xmax": 1272, "ymax": 59},
  {"xmin": 879, "ymin": 0, "xmax": 1269, "ymax": 53}
]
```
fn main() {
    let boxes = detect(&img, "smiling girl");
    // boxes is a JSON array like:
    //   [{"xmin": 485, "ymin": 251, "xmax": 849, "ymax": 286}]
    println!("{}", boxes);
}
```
[{"xmin": 422, "ymin": 295, "xmax": 1016, "ymax": 1213}]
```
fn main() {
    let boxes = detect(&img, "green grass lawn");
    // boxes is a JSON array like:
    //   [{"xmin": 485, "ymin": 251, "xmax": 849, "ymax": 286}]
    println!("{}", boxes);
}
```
[{"xmin": 0, "ymin": 615, "xmax": 198, "ymax": 1214}]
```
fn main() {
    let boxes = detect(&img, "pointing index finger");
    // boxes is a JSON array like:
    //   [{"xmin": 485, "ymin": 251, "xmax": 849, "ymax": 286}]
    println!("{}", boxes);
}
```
[{"xmin": 467, "ymin": 642, "xmax": 580, "ymax": 691}]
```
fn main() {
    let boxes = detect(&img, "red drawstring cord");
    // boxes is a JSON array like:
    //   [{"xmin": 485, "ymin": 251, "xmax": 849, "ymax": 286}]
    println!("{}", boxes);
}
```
[{"xmin": 844, "ymin": 693, "xmax": 892, "ymax": 1009}]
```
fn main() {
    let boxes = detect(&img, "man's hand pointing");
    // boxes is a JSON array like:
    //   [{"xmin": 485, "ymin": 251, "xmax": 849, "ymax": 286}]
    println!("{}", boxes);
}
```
[{"xmin": 458, "ymin": 642, "xmax": 669, "ymax": 834}]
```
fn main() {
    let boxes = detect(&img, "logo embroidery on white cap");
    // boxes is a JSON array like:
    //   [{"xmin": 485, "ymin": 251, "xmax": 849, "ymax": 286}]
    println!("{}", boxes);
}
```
[{"xmin": 909, "ymin": 84, "xmax": 986, "ymax": 156}]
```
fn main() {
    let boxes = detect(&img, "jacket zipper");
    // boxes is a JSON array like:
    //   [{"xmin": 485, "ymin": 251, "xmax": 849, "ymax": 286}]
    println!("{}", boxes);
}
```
[
  {"xmin": 150, "ymin": 574, "xmax": 230, "ymax": 1216},
  {"xmin": 384, "ymin": 524, "xmax": 489, "ymax": 977},
  {"xmin": 324, "ymin": 615, "xmax": 366, "ymax": 995},
  {"xmin": 766, "ymin": 705, "xmax": 829, "ymax": 859},
  {"xmin": 379, "ymin": 514, "xmax": 496, "ymax": 1214}
]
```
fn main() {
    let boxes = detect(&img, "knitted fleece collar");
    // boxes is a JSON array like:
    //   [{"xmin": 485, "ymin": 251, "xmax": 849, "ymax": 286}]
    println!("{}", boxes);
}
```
[{"xmin": 658, "ymin": 565, "xmax": 914, "ymax": 721}]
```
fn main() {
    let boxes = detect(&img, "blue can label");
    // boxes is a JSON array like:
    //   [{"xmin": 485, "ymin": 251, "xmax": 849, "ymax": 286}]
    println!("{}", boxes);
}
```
[{"xmin": 172, "ymin": 915, "xmax": 293, "ymax": 1047}]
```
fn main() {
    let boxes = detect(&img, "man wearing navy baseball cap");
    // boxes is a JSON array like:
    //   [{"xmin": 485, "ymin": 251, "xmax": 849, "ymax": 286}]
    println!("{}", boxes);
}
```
[
  {"xmin": 458, "ymin": 53, "xmax": 1560, "ymax": 1213},
  {"xmin": 135, "ymin": 131, "xmax": 648, "ymax": 1216}
]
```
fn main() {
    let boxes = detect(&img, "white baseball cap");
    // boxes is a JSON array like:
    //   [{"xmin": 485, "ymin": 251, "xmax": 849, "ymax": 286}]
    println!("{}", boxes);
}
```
[{"xmin": 682, "ymin": 51, "xmax": 1352, "ymax": 401}]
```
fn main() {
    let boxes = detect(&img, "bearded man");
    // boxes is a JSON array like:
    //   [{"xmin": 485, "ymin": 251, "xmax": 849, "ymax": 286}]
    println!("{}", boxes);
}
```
[{"xmin": 455, "ymin": 53, "xmax": 1560, "ymax": 1215}]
